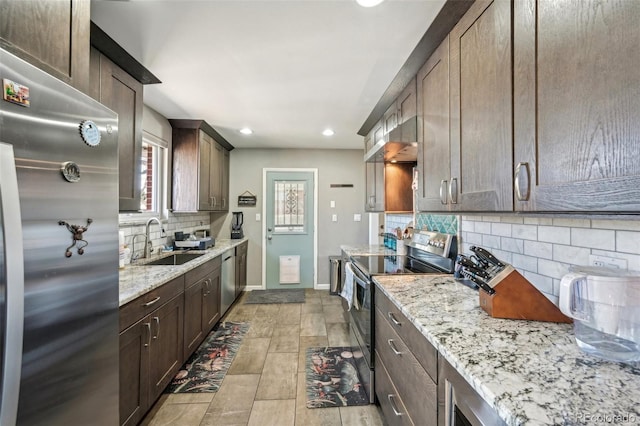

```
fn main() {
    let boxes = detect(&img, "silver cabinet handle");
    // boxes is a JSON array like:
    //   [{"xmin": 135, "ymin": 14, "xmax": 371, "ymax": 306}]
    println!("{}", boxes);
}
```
[
  {"xmin": 388, "ymin": 312, "xmax": 401, "ymax": 326},
  {"xmin": 515, "ymin": 162, "xmax": 531, "ymax": 201},
  {"xmin": 143, "ymin": 323, "xmax": 151, "ymax": 347},
  {"xmin": 387, "ymin": 339, "xmax": 402, "ymax": 356},
  {"xmin": 153, "ymin": 317, "xmax": 160, "ymax": 340},
  {"xmin": 213, "ymin": 197, "xmax": 217, "ymax": 207},
  {"xmin": 388, "ymin": 394, "xmax": 403, "ymax": 417},
  {"xmin": 368, "ymin": 195, "xmax": 375, "ymax": 208},
  {"xmin": 222, "ymin": 198, "xmax": 226, "ymax": 208},
  {"xmin": 449, "ymin": 178, "xmax": 458, "ymax": 204},
  {"xmin": 143, "ymin": 296, "xmax": 161, "ymax": 307},
  {"xmin": 439, "ymin": 180, "xmax": 448, "ymax": 204}
]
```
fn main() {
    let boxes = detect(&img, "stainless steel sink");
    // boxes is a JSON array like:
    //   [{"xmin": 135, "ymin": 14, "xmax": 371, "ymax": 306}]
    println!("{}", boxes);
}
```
[{"xmin": 142, "ymin": 252, "xmax": 204, "ymax": 266}]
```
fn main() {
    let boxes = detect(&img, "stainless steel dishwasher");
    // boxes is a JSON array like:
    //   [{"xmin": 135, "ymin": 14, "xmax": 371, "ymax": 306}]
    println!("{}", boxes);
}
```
[{"xmin": 221, "ymin": 248, "xmax": 236, "ymax": 316}]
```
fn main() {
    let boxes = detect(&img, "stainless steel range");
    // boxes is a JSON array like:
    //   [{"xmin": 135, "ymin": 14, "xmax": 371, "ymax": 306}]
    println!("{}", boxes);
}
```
[{"xmin": 341, "ymin": 231, "xmax": 457, "ymax": 403}]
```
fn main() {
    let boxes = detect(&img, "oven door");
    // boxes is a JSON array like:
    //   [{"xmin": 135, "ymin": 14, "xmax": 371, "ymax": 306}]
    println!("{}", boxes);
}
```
[{"xmin": 346, "ymin": 262, "xmax": 375, "ymax": 403}]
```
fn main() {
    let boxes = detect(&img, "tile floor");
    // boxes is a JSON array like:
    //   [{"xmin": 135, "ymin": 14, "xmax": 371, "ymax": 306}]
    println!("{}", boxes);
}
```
[{"xmin": 140, "ymin": 289, "xmax": 384, "ymax": 426}]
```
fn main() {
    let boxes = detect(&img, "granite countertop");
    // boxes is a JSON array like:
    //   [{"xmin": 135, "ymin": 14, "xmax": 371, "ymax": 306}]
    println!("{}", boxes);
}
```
[
  {"xmin": 119, "ymin": 238, "xmax": 247, "ymax": 307},
  {"xmin": 373, "ymin": 274, "xmax": 640, "ymax": 426},
  {"xmin": 340, "ymin": 244, "xmax": 396, "ymax": 256}
]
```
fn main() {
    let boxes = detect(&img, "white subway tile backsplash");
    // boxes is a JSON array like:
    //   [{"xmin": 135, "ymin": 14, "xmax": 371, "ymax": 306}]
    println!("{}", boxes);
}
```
[
  {"xmin": 551, "ymin": 218, "xmax": 590, "ymax": 228},
  {"xmin": 523, "ymin": 217, "xmax": 553, "ymax": 226},
  {"xmin": 512, "ymin": 224, "xmax": 538, "ymax": 241},
  {"xmin": 552, "ymin": 244, "xmax": 591, "ymax": 266},
  {"xmin": 616, "ymin": 231, "xmax": 640, "ymax": 255},
  {"xmin": 570, "ymin": 228, "xmax": 615, "ymax": 250},
  {"xmin": 501, "ymin": 237, "xmax": 524, "ymax": 254},
  {"xmin": 511, "ymin": 253, "xmax": 538, "ymax": 272},
  {"xmin": 537, "ymin": 258, "xmax": 571, "ymax": 280},
  {"xmin": 491, "ymin": 222, "xmax": 512, "ymax": 237},
  {"xmin": 524, "ymin": 240, "xmax": 553, "ymax": 260},
  {"xmin": 481, "ymin": 234, "xmax": 501, "ymax": 249},
  {"xmin": 491, "ymin": 249, "xmax": 512, "ymax": 265},
  {"xmin": 461, "ymin": 220, "xmax": 475, "ymax": 232},
  {"xmin": 474, "ymin": 221, "xmax": 492, "ymax": 234},
  {"xmin": 498, "ymin": 216, "xmax": 524, "ymax": 224},
  {"xmin": 462, "ymin": 232, "xmax": 483, "ymax": 245},
  {"xmin": 591, "ymin": 219, "xmax": 640, "ymax": 231},
  {"xmin": 591, "ymin": 249, "xmax": 640, "ymax": 272},
  {"xmin": 523, "ymin": 271, "xmax": 554, "ymax": 295},
  {"xmin": 538, "ymin": 226, "xmax": 570, "ymax": 245}
]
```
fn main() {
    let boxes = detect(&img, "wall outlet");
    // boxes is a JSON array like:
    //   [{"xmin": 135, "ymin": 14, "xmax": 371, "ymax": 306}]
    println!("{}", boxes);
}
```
[
  {"xmin": 332, "ymin": 214, "xmax": 338, "ymax": 222},
  {"xmin": 353, "ymin": 214, "xmax": 362, "ymax": 222},
  {"xmin": 330, "ymin": 200, "xmax": 335, "ymax": 208},
  {"xmin": 589, "ymin": 254, "xmax": 627, "ymax": 269},
  {"xmin": 255, "ymin": 213, "xmax": 261, "ymax": 221}
]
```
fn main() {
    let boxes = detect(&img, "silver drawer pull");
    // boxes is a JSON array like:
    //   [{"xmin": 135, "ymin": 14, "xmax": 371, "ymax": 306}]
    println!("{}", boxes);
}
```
[
  {"xmin": 143, "ymin": 296, "xmax": 161, "ymax": 307},
  {"xmin": 387, "ymin": 339, "xmax": 402, "ymax": 356},
  {"xmin": 153, "ymin": 316, "xmax": 160, "ymax": 340},
  {"xmin": 388, "ymin": 394, "xmax": 403, "ymax": 417},
  {"xmin": 143, "ymin": 323, "xmax": 151, "ymax": 347},
  {"xmin": 388, "ymin": 312, "xmax": 401, "ymax": 326}
]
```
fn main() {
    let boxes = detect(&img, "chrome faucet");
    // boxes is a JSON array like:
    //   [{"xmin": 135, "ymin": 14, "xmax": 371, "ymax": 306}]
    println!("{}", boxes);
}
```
[
  {"xmin": 130, "ymin": 233, "xmax": 147, "ymax": 263},
  {"xmin": 144, "ymin": 217, "xmax": 164, "ymax": 259}
]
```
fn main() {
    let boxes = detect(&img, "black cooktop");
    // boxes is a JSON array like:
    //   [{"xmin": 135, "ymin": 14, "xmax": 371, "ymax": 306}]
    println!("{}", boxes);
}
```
[{"xmin": 350, "ymin": 254, "xmax": 445, "ymax": 275}]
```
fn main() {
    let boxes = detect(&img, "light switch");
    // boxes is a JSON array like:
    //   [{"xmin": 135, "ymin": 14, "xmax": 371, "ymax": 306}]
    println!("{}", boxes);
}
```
[
  {"xmin": 255, "ymin": 213, "xmax": 261, "ymax": 221},
  {"xmin": 353, "ymin": 214, "xmax": 362, "ymax": 222},
  {"xmin": 330, "ymin": 200, "xmax": 336, "ymax": 208},
  {"xmin": 332, "ymin": 214, "xmax": 338, "ymax": 222}
]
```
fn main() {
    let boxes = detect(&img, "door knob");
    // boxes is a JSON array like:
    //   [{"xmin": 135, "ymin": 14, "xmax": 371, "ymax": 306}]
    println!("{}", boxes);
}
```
[{"xmin": 267, "ymin": 235, "xmax": 272, "ymax": 240}]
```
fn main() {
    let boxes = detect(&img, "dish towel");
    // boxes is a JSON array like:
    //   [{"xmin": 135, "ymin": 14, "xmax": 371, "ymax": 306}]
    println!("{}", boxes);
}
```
[{"xmin": 341, "ymin": 262, "xmax": 356, "ymax": 311}]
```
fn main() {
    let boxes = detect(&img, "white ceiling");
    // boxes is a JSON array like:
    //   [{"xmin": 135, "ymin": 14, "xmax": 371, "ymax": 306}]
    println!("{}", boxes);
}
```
[{"xmin": 91, "ymin": 0, "xmax": 446, "ymax": 150}]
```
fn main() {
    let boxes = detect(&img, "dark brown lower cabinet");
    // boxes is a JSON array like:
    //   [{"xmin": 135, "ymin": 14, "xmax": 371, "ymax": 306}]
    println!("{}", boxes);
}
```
[
  {"xmin": 374, "ymin": 289, "xmax": 438, "ymax": 425},
  {"xmin": 119, "ymin": 275, "xmax": 185, "ymax": 426},
  {"xmin": 183, "ymin": 257, "xmax": 221, "ymax": 361}
]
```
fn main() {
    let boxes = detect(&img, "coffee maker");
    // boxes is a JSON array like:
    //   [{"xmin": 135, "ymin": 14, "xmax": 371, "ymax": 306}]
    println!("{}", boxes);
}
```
[{"xmin": 231, "ymin": 211, "xmax": 244, "ymax": 239}]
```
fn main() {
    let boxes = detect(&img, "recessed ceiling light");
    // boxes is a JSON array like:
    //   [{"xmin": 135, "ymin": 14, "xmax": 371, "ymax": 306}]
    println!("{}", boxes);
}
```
[
  {"xmin": 356, "ymin": 0, "xmax": 384, "ymax": 7},
  {"xmin": 239, "ymin": 127, "xmax": 253, "ymax": 135},
  {"xmin": 322, "ymin": 129, "xmax": 335, "ymax": 137}
]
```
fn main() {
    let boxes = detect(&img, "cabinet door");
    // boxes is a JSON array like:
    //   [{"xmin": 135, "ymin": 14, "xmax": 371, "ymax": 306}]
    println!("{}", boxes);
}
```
[
  {"xmin": 365, "ymin": 162, "xmax": 385, "ymax": 212},
  {"xmin": 98, "ymin": 54, "xmax": 144, "ymax": 212},
  {"xmin": 416, "ymin": 36, "xmax": 451, "ymax": 212},
  {"xmin": 198, "ymin": 131, "xmax": 213, "ymax": 211},
  {"xmin": 149, "ymin": 294, "xmax": 184, "ymax": 402},
  {"xmin": 0, "ymin": 0, "xmax": 90, "ymax": 92},
  {"xmin": 514, "ymin": 0, "xmax": 640, "ymax": 212},
  {"xmin": 119, "ymin": 319, "xmax": 150, "ymax": 426},
  {"xmin": 383, "ymin": 101, "xmax": 398, "ymax": 136},
  {"xmin": 210, "ymin": 142, "xmax": 223, "ymax": 210},
  {"xmin": 235, "ymin": 243, "xmax": 247, "ymax": 297},
  {"xmin": 397, "ymin": 78, "xmax": 417, "ymax": 125},
  {"xmin": 203, "ymin": 267, "xmax": 221, "ymax": 331},
  {"xmin": 220, "ymin": 148, "xmax": 230, "ymax": 211},
  {"xmin": 450, "ymin": 0, "xmax": 513, "ymax": 211},
  {"xmin": 183, "ymin": 279, "xmax": 205, "ymax": 360}
]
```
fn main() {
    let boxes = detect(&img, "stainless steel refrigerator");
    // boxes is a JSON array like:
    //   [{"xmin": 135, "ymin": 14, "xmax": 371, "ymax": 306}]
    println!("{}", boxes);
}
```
[{"xmin": 0, "ymin": 48, "xmax": 119, "ymax": 425}]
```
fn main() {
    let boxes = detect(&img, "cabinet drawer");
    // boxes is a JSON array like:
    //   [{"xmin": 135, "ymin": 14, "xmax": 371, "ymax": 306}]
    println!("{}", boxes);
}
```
[
  {"xmin": 375, "ymin": 306, "xmax": 437, "ymax": 424},
  {"xmin": 375, "ymin": 289, "xmax": 438, "ymax": 382},
  {"xmin": 185, "ymin": 256, "xmax": 220, "ymax": 285},
  {"xmin": 375, "ymin": 351, "xmax": 414, "ymax": 426},
  {"xmin": 120, "ymin": 276, "xmax": 185, "ymax": 332}
]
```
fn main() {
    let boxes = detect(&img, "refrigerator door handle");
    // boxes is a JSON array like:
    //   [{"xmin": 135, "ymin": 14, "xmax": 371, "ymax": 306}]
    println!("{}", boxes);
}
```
[{"xmin": 0, "ymin": 143, "xmax": 25, "ymax": 426}]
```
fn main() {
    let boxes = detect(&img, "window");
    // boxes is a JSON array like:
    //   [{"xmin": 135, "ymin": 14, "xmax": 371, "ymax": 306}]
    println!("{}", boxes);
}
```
[
  {"xmin": 119, "ymin": 131, "xmax": 168, "ymax": 222},
  {"xmin": 273, "ymin": 180, "xmax": 306, "ymax": 233}
]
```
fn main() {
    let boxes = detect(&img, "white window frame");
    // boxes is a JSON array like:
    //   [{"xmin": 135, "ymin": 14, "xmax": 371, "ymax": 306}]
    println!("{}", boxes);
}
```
[{"xmin": 118, "ymin": 130, "xmax": 169, "ymax": 225}]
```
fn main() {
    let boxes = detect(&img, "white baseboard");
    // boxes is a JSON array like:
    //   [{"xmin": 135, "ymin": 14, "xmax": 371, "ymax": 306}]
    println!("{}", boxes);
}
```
[{"xmin": 315, "ymin": 283, "xmax": 330, "ymax": 290}]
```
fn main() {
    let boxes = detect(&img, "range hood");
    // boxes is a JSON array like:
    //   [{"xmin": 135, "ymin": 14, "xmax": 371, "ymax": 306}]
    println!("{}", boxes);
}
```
[{"xmin": 364, "ymin": 116, "xmax": 418, "ymax": 163}]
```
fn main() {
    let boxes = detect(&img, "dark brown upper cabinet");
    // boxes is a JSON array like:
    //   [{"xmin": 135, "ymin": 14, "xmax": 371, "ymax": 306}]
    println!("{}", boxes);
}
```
[
  {"xmin": 416, "ymin": 36, "xmax": 451, "ymax": 212},
  {"xmin": 513, "ymin": 0, "xmax": 640, "ymax": 212},
  {"xmin": 169, "ymin": 120, "xmax": 233, "ymax": 212},
  {"xmin": 0, "ymin": 0, "xmax": 90, "ymax": 93},
  {"xmin": 449, "ymin": 0, "xmax": 513, "ymax": 212}
]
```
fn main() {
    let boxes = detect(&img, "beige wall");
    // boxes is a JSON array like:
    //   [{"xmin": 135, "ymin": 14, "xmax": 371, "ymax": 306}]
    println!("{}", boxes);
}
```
[{"xmin": 219, "ymin": 148, "xmax": 369, "ymax": 288}]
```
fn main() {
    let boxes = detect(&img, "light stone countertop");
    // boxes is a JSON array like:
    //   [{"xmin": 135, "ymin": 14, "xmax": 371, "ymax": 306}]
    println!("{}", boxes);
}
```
[
  {"xmin": 373, "ymin": 274, "xmax": 640, "ymax": 426},
  {"xmin": 119, "ymin": 238, "xmax": 248, "ymax": 307},
  {"xmin": 340, "ymin": 244, "xmax": 396, "ymax": 256}
]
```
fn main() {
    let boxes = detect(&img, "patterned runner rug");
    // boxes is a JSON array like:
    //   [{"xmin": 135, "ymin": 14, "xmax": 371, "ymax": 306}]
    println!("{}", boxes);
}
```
[
  {"xmin": 166, "ymin": 321, "xmax": 249, "ymax": 393},
  {"xmin": 305, "ymin": 346, "xmax": 370, "ymax": 408}
]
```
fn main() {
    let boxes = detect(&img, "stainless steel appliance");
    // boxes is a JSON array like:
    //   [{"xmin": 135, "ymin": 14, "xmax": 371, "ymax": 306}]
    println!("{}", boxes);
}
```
[
  {"xmin": 342, "ymin": 231, "xmax": 457, "ymax": 404},
  {"xmin": 221, "ymin": 249, "xmax": 236, "ymax": 316},
  {"xmin": 231, "ymin": 211, "xmax": 244, "ymax": 239},
  {"xmin": 0, "ymin": 48, "xmax": 119, "ymax": 425}
]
